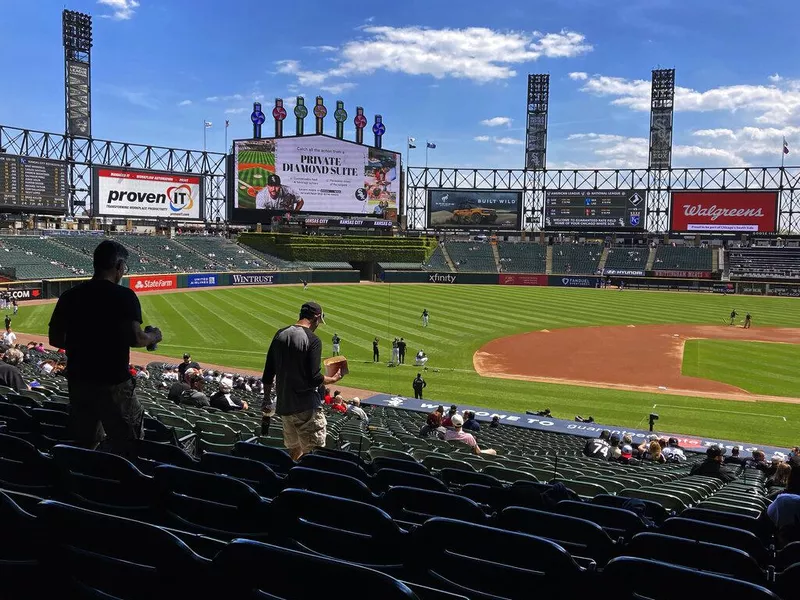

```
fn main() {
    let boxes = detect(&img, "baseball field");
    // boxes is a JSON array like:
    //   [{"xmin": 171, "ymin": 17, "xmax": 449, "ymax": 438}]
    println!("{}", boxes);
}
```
[{"xmin": 15, "ymin": 284, "xmax": 800, "ymax": 447}]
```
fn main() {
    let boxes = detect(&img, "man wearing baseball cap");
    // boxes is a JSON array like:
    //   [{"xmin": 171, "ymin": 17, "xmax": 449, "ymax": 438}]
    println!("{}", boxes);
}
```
[
  {"xmin": 262, "ymin": 301, "xmax": 343, "ymax": 460},
  {"xmin": 255, "ymin": 173, "xmax": 305, "ymax": 212},
  {"xmin": 690, "ymin": 445, "xmax": 737, "ymax": 482}
]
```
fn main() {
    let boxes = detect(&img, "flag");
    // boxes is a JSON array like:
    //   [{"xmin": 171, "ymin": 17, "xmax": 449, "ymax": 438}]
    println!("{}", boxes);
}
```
[
  {"xmin": 427, "ymin": 142, "xmax": 436, "ymax": 149},
  {"xmin": 204, "ymin": 121, "xmax": 213, "ymax": 128},
  {"xmin": 408, "ymin": 137, "xmax": 415, "ymax": 142},
  {"xmin": 784, "ymin": 137, "xmax": 790, "ymax": 155},
  {"xmin": 225, "ymin": 120, "xmax": 229, "ymax": 128},
  {"xmin": 408, "ymin": 140, "xmax": 417, "ymax": 149}
]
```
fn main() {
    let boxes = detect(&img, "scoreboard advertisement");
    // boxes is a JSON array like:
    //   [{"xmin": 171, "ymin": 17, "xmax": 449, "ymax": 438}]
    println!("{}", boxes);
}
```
[
  {"xmin": 0, "ymin": 154, "xmax": 68, "ymax": 213},
  {"xmin": 544, "ymin": 189, "xmax": 646, "ymax": 231},
  {"xmin": 670, "ymin": 191, "xmax": 778, "ymax": 233},
  {"xmin": 428, "ymin": 189, "xmax": 521, "ymax": 229},
  {"xmin": 93, "ymin": 168, "xmax": 203, "ymax": 220}
]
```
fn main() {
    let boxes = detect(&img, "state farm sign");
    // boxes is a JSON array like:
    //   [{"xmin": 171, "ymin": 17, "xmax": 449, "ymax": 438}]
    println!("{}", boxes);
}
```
[
  {"xmin": 94, "ymin": 168, "xmax": 203, "ymax": 219},
  {"xmin": 129, "ymin": 275, "xmax": 177, "ymax": 292},
  {"xmin": 670, "ymin": 191, "xmax": 778, "ymax": 233}
]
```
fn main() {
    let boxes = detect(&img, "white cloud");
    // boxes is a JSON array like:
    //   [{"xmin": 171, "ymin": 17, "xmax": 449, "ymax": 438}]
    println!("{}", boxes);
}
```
[
  {"xmin": 276, "ymin": 26, "xmax": 592, "ymax": 88},
  {"xmin": 473, "ymin": 135, "xmax": 490, "ymax": 142},
  {"xmin": 493, "ymin": 136, "xmax": 524, "ymax": 145},
  {"xmin": 177, "ymin": 99, "xmax": 192, "ymax": 107},
  {"xmin": 224, "ymin": 107, "xmax": 248, "ymax": 115},
  {"xmin": 206, "ymin": 94, "xmax": 243, "ymax": 103},
  {"xmin": 568, "ymin": 72, "xmax": 588, "ymax": 81},
  {"xmin": 480, "ymin": 116, "xmax": 512, "ymax": 127},
  {"xmin": 769, "ymin": 74, "xmax": 783, "ymax": 83},
  {"xmin": 303, "ymin": 45, "xmax": 339, "ymax": 52},
  {"xmin": 98, "ymin": 0, "xmax": 139, "ymax": 20},
  {"xmin": 574, "ymin": 73, "xmax": 800, "ymax": 125},
  {"xmin": 319, "ymin": 82, "xmax": 356, "ymax": 94}
]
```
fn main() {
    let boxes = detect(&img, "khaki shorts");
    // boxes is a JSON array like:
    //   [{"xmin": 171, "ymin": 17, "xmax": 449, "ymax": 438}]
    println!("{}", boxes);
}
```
[{"xmin": 282, "ymin": 408, "xmax": 327, "ymax": 454}]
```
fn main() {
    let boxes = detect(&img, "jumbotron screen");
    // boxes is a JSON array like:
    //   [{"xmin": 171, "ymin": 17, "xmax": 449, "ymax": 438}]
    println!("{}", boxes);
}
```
[
  {"xmin": 544, "ymin": 189, "xmax": 646, "ymax": 231},
  {"xmin": 0, "ymin": 154, "xmax": 68, "ymax": 213},
  {"xmin": 230, "ymin": 134, "xmax": 400, "ymax": 223}
]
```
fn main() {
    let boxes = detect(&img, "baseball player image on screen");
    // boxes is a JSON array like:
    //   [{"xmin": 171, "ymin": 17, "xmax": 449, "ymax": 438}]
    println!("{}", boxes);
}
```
[{"xmin": 255, "ymin": 174, "xmax": 305, "ymax": 211}]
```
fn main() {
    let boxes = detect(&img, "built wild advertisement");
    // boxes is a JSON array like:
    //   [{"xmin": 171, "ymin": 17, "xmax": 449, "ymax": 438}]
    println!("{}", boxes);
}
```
[
  {"xmin": 428, "ymin": 189, "xmax": 521, "ymax": 229},
  {"xmin": 232, "ymin": 135, "xmax": 400, "ymax": 220}
]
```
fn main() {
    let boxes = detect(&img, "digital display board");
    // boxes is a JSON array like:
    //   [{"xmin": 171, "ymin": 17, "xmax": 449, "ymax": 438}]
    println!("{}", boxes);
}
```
[
  {"xmin": 544, "ymin": 189, "xmax": 645, "ymax": 230},
  {"xmin": 0, "ymin": 154, "xmax": 68, "ymax": 213},
  {"xmin": 428, "ymin": 189, "xmax": 521, "ymax": 229},
  {"xmin": 93, "ymin": 168, "xmax": 203, "ymax": 220},
  {"xmin": 230, "ymin": 134, "xmax": 400, "ymax": 223},
  {"xmin": 670, "ymin": 191, "xmax": 778, "ymax": 233}
]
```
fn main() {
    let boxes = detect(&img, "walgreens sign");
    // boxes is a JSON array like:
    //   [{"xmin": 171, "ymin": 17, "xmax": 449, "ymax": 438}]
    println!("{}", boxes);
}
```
[
  {"xmin": 670, "ymin": 191, "xmax": 778, "ymax": 233},
  {"xmin": 94, "ymin": 168, "xmax": 203, "ymax": 219},
  {"xmin": 129, "ymin": 274, "xmax": 177, "ymax": 292}
]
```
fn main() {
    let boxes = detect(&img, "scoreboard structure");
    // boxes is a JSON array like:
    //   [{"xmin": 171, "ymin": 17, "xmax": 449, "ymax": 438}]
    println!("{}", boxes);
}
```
[
  {"xmin": 0, "ymin": 154, "xmax": 68, "ymax": 213},
  {"xmin": 544, "ymin": 189, "xmax": 646, "ymax": 231}
]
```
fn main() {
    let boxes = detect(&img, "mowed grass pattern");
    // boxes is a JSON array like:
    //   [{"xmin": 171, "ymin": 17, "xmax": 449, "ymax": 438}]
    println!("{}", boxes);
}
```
[
  {"xmin": 16, "ymin": 284, "xmax": 800, "ymax": 447},
  {"xmin": 683, "ymin": 339, "xmax": 800, "ymax": 397}
]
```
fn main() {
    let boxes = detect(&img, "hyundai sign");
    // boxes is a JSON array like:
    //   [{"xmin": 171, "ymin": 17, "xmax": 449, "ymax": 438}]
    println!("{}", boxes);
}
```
[{"xmin": 93, "ymin": 168, "xmax": 204, "ymax": 220}]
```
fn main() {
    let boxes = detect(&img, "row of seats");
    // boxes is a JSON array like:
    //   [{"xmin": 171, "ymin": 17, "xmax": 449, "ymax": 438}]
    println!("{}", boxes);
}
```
[
  {"xmin": 552, "ymin": 244, "xmax": 603, "ymax": 274},
  {"xmin": 729, "ymin": 247, "xmax": 800, "ymax": 280},
  {"xmin": 497, "ymin": 242, "xmax": 547, "ymax": 272},
  {"xmin": 653, "ymin": 245, "xmax": 713, "ymax": 271}
]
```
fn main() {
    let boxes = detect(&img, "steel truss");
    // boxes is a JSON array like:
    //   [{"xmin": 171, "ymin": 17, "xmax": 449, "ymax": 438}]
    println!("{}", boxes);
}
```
[
  {"xmin": 407, "ymin": 166, "xmax": 800, "ymax": 233},
  {"xmin": 0, "ymin": 125, "xmax": 227, "ymax": 222}
]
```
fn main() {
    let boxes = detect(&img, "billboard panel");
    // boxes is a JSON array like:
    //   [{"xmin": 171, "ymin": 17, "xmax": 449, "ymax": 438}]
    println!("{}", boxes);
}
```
[
  {"xmin": 0, "ymin": 154, "xmax": 68, "ymax": 213},
  {"xmin": 231, "ymin": 135, "xmax": 400, "ymax": 222},
  {"xmin": 231, "ymin": 273, "xmax": 276, "ymax": 286},
  {"xmin": 187, "ymin": 274, "xmax": 219, "ymax": 288},
  {"xmin": 499, "ymin": 273, "xmax": 548, "ymax": 286},
  {"xmin": 545, "ymin": 189, "xmax": 645, "ymax": 231},
  {"xmin": 128, "ymin": 274, "xmax": 178, "ymax": 292},
  {"xmin": 94, "ymin": 168, "xmax": 203, "ymax": 220},
  {"xmin": 670, "ymin": 191, "xmax": 778, "ymax": 233},
  {"xmin": 66, "ymin": 60, "xmax": 91, "ymax": 138},
  {"xmin": 428, "ymin": 189, "xmax": 521, "ymax": 229}
]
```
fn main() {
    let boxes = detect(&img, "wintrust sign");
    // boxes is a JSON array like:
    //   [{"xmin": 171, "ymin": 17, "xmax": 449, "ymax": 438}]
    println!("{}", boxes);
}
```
[
  {"xmin": 231, "ymin": 273, "xmax": 276, "ymax": 286},
  {"xmin": 95, "ymin": 168, "xmax": 203, "ymax": 219},
  {"xmin": 129, "ymin": 275, "xmax": 177, "ymax": 291},
  {"xmin": 427, "ymin": 273, "xmax": 457, "ymax": 284},
  {"xmin": 670, "ymin": 191, "xmax": 778, "ymax": 232}
]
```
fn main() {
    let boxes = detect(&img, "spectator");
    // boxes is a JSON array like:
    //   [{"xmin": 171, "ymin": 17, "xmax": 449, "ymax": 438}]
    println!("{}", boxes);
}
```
[
  {"xmin": 768, "ymin": 463, "xmax": 792, "ymax": 496},
  {"xmin": 619, "ymin": 444, "xmax": 634, "ymax": 464},
  {"xmin": 767, "ymin": 460, "xmax": 800, "ymax": 547},
  {"xmin": 330, "ymin": 392, "xmax": 348, "ymax": 414},
  {"xmin": 744, "ymin": 450, "xmax": 769, "ymax": 472},
  {"xmin": 48, "ymin": 240, "xmax": 161, "ymax": 454},
  {"xmin": 412, "ymin": 373, "xmax": 427, "ymax": 399},
  {"xmin": 724, "ymin": 446, "xmax": 745, "ymax": 466},
  {"xmin": 420, "ymin": 406, "xmax": 444, "ymax": 437},
  {"xmin": 178, "ymin": 353, "xmax": 199, "ymax": 381},
  {"xmin": 584, "ymin": 430, "xmax": 612, "ymax": 459},
  {"xmin": 690, "ymin": 446, "xmax": 738, "ymax": 482},
  {"xmin": 489, "ymin": 415, "xmax": 500, "ymax": 428},
  {"xmin": 462, "ymin": 411, "xmax": 481, "ymax": 432},
  {"xmin": 444, "ymin": 414, "xmax": 496, "ymax": 455},
  {"xmin": 345, "ymin": 396, "xmax": 369, "ymax": 422},
  {"xmin": 175, "ymin": 369, "xmax": 210, "ymax": 408},
  {"xmin": 643, "ymin": 440, "xmax": 666, "ymax": 463},
  {"xmin": 442, "ymin": 405, "xmax": 458, "ymax": 428},
  {"xmin": 210, "ymin": 378, "xmax": 248, "ymax": 412},
  {"xmin": 0, "ymin": 351, "xmax": 27, "ymax": 391},
  {"xmin": 262, "ymin": 302, "xmax": 344, "ymax": 461},
  {"xmin": 323, "ymin": 387, "xmax": 333, "ymax": 405},
  {"xmin": 662, "ymin": 438, "xmax": 687, "ymax": 463},
  {"xmin": 608, "ymin": 435, "xmax": 621, "ymax": 460},
  {"xmin": 3, "ymin": 327, "xmax": 16, "ymax": 346}
]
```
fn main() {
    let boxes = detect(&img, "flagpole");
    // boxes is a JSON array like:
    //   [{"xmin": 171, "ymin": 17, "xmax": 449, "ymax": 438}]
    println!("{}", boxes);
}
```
[
  {"xmin": 425, "ymin": 141, "xmax": 429, "ymax": 168},
  {"xmin": 203, "ymin": 120, "xmax": 207, "ymax": 153},
  {"xmin": 225, "ymin": 122, "xmax": 228, "ymax": 155}
]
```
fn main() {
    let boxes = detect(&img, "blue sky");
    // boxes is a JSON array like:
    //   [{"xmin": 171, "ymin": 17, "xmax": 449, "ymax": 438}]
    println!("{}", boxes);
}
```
[{"xmin": 2, "ymin": 0, "xmax": 799, "ymax": 170}]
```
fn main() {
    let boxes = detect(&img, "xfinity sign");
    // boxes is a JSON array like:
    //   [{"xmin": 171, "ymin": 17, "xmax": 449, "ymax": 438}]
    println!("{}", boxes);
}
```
[{"xmin": 428, "ymin": 273, "xmax": 457, "ymax": 284}]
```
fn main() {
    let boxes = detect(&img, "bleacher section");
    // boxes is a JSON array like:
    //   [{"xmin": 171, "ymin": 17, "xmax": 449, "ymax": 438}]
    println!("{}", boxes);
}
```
[
  {"xmin": 551, "ymin": 244, "xmax": 603, "ymax": 275},
  {"xmin": 497, "ymin": 242, "xmax": 547, "ymax": 273},
  {"xmin": 653, "ymin": 246, "xmax": 713, "ymax": 271},
  {"xmin": 55, "ymin": 235, "xmax": 173, "ymax": 275},
  {"xmin": 423, "ymin": 245, "xmax": 451, "ymax": 271},
  {"xmin": 0, "ymin": 357, "xmax": 790, "ymax": 598},
  {"xmin": 174, "ymin": 235, "xmax": 271, "ymax": 271},
  {"xmin": 0, "ymin": 237, "xmax": 80, "ymax": 279},
  {"xmin": 379, "ymin": 262, "xmax": 423, "ymax": 271},
  {"xmin": 604, "ymin": 247, "xmax": 649, "ymax": 272},
  {"xmin": 446, "ymin": 242, "xmax": 497, "ymax": 272},
  {"xmin": 300, "ymin": 261, "xmax": 353, "ymax": 270},
  {"xmin": 728, "ymin": 247, "xmax": 800, "ymax": 280}
]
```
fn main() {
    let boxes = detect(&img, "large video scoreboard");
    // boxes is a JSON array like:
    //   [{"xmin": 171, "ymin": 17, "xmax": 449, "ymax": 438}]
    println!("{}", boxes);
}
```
[
  {"xmin": 544, "ymin": 189, "xmax": 646, "ymax": 231},
  {"xmin": 0, "ymin": 154, "xmax": 68, "ymax": 213}
]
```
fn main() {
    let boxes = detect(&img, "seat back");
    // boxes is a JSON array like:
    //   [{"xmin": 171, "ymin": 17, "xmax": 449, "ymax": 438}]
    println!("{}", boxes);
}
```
[
  {"xmin": 409, "ymin": 518, "xmax": 586, "ymax": 599},
  {"xmin": 200, "ymin": 452, "xmax": 282, "ymax": 498},
  {"xmin": 681, "ymin": 506, "xmax": 771, "ymax": 542},
  {"xmin": 557, "ymin": 500, "xmax": 646, "ymax": 540},
  {"xmin": 0, "ymin": 433, "xmax": 56, "ymax": 494},
  {"xmin": 233, "ymin": 441, "xmax": 296, "ymax": 474},
  {"xmin": 439, "ymin": 468, "xmax": 503, "ymax": 489},
  {"xmin": 661, "ymin": 517, "xmax": 769, "ymax": 566},
  {"xmin": 604, "ymin": 556, "xmax": 780, "ymax": 600},
  {"xmin": 299, "ymin": 453, "xmax": 373, "ymax": 485},
  {"xmin": 372, "ymin": 455, "xmax": 430, "ymax": 475},
  {"xmin": 592, "ymin": 493, "xmax": 669, "ymax": 525},
  {"xmin": 38, "ymin": 499, "xmax": 209, "ymax": 599},
  {"xmin": 131, "ymin": 439, "xmax": 199, "ymax": 474},
  {"xmin": 211, "ymin": 538, "xmax": 418, "ymax": 599},
  {"xmin": 285, "ymin": 466, "xmax": 376, "ymax": 504},
  {"xmin": 374, "ymin": 468, "xmax": 449, "ymax": 493},
  {"xmin": 383, "ymin": 486, "xmax": 487, "ymax": 526},
  {"xmin": 270, "ymin": 488, "xmax": 407, "ymax": 568}
]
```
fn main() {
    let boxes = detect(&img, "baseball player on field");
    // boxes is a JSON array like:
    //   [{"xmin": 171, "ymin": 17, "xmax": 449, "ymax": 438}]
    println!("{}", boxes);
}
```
[{"xmin": 421, "ymin": 308, "xmax": 429, "ymax": 327}]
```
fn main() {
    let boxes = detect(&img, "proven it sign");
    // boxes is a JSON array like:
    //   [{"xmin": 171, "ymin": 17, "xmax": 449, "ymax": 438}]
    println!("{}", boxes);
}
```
[
  {"xmin": 129, "ymin": 274, "xmax": 177, "ymax": 292},
  {"xmin": 94, "ymin": 168, "xmax": 203, "ymax": 219},
  {"xmin": 670, "ymin": 191, "xmax": 778, "ymax": 233}
]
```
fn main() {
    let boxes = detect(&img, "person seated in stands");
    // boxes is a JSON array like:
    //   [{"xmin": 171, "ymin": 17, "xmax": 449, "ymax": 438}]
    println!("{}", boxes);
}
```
[
  {"xmin": 323, "ymin": 387, "xmax": 333, "ymax": 405},
  {"xmin": 637, "ymin": 434, "xmax": 659, "ymax": 456},
  {"xmin": 661, "ymin": 437, "xmax": 687, "ymax": 462},
  {"xmin": 169, "ymin": 369, "xmax": 210, "ymax": 408},
  {"xmin": 345, "ymin": 397, "xmax": 369, "ymax": 423},
  {"xmin": 135, "ymin": 367, "xmax": 150, "ymax": 380},
  {"xmin": 690, "ymin": 445, "xmax": 738, "ymax": 482},
  {"xmin": 162, "ymin": 366, "xmax": 179, "ymax": 381},
  {"xmin": 0, "ymin": 350, "xmax": 28, "ymax": 391},
  {"xmin": 608, "ymin": 435, "xmax": 622, "ymax": 460},
  {"xmin": 744, "ymin": 449, "xmax": 769, "ymax": 472},
  {"xmin": 178, "ymin": 352, "xmax": 198, "ymax": 381},
  {"xmin": 445, "ymin": 414, "xmax": 496, "ymax": 455},
  {"xmin": 767, "ymin": 459, "xmax": 800, "ymax": 547},
  {"xmin": 330, "ymin": 391, "xmax": 348, "ymax": 414},
  {"xmin": 210, "ymin": 377, "xmax": 248, "ymax": 412},
  {"xmin": 642, "ymin": 440, "xmax": 666, "ymax": 463},
  {"xmin": 462, "ymin": 411, "xmax": 481, "ymax": 432},
  {"xmin": 489, "ymin": 415, "xmax": 500, "ymax": 428},
  {"xmin": 420, "ymin": 405, "xmax": 444, "ymax": 437},
  {"xmin": 724, "ymin": 446, "xmax": 745, "ymax": 466},
  {"xmin": 619, "ymin": 444, "xmax": 634, "ymax": 464},
  {"xmin": 441, "ymin": 405, "xmax": 458, "ymax": 428},
  {"xmin": 768, "ymin": 462, "xmax": 792, "ymax": 498},
  {"xmin": 414, "ymin": 350, "xmax": 428, "ymax": 367},
  {"xmin": 584, "ymin": 430, "xmax": 612, "ymax": 459}
]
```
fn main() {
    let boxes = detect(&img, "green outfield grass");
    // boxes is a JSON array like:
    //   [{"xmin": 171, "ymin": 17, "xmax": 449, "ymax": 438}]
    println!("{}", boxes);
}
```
[
  {"xmin": 683, "ymin": 339, "xmax": 800, "ymax": 398},
  {"xmin": 15, "ymin": 284, "xmax": 800, "ymax": 447}
]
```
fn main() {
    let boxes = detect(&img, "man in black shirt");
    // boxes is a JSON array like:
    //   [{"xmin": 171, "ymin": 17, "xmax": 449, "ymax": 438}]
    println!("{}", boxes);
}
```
[
  {"xmin": 168, "ymin": 369, "xmax": 210, "ymax": 408},
  {"xmin": 413, "ymin": 373, "xmax": 426, "ymax": 399},
  {"xmin": 584, "ymin": 430, "xmax": 612, "ymax": 459},
  {"xmin": 691, "ymin": 445, "xmax": 738, "ymax": 482},
  {"xmin": 0, "ymin": 355, "xmax": 26, "ymax": 391},
  {"xmin": 398, "ymin": 337, "xmax": 407, "ymax": 364},
  {"xmin": 372, "ymin": 337, "xmax": 379, "ymax": 362},
  {"xmin": 4, "ymin": 315, "xmax": 10, "ymax": 331},
  {"xmin": 178, "ymin": 353, "xmax": 198, "ymax": 381},
  {"xmin": 48, "ymin": 240, "xmax": 162, "ymax": 454},
  {"xmin": 262, "ymin": 302, "xmax": 344, "ymax": 460}
]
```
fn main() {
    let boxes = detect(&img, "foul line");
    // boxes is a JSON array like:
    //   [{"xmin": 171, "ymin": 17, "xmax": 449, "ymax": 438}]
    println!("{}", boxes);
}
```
[{"xmin": 653, "ymin": 403, "xmax": 787, "ymax": 421}]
